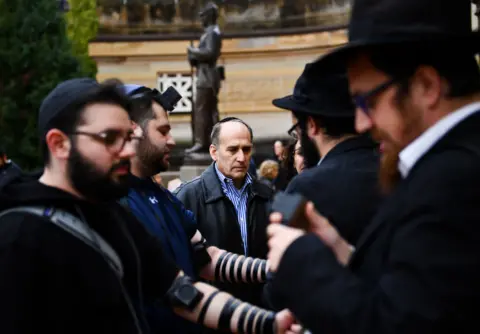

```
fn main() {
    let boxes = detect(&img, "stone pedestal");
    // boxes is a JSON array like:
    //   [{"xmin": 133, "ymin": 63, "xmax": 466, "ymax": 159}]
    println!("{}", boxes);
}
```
[
  {"xmin": 180, "ymin": 165, "xmax": 209, "ymax": 182},
  {"xmin": 179, "ymin": 152, "xmax": 212, "ymax": 181}
]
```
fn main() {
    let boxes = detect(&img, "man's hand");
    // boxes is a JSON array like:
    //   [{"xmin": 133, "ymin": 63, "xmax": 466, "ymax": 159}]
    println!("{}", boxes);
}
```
[
  {"xmin": 303, "ymin": 202, "xmax": 354, "ymax": 266},
  {"xmin": 275, "ymin": 309, "xmax": 303, "ymax": 334},
  {"xmin": 268, "ymin": 202, "xmax": 354, "ymax": 267},
  {"xmin": 267, "ymin": 219, "xmax": 305, "ymax": 272}
]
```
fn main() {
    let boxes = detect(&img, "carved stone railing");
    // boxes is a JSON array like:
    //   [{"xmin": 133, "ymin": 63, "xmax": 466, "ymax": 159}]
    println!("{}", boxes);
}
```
[{"xmin": 157, "ymin": 72, "xmax": 196, "ymax": 114}]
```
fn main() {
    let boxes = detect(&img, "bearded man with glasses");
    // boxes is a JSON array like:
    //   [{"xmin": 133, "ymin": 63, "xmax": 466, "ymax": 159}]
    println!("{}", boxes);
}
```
[
  {"xmin": 0, "ymin": 78, "xmax": 298, "ymax": 334},
  {"xmin": 265, "ymin": 0, "xmax": 480, "ymax": 333}
]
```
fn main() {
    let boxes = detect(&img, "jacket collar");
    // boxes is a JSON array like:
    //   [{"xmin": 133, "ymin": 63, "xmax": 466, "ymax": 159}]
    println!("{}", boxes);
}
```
[
  {"xmin": 320, "ymin": 134, "xmax": 378, "ymax": 165},
  {"xmin": 201, "ymin": 163, "xmax": 271, "ymax": 204}
]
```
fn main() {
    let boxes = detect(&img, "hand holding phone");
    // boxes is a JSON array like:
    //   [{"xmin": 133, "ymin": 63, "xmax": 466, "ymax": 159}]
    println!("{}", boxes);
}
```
[{"xmin": 270, "ymin": 192, "xmax": 309, "ymax": 230}]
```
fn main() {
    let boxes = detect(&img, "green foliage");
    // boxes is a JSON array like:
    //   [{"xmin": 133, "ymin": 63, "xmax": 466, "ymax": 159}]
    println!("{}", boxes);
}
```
[
  {"xmin": 65, "ymin": 0, "xmax": 99, "ymax": 77},
  {"xmin": 0, "ymin": 0, "xmax": 84, "ymax": 169}
]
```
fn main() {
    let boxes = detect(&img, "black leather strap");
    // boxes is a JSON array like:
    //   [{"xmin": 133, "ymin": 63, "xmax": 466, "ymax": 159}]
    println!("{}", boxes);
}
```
[
  {"xmin": 218, "ymin": 298, "xmax": 240, "ymax": 332},
  {"xmin": 237, "ymin": 303, "xmax": 250, "ymax": 334},
  {"xmin": 228, "ymin": 254, "xmax": 239, "ymax": 283},
  {"xmin": 246, "ymin": 306, "xmax": 259, "ymax": 333},
  {"xmin": 252, "ymin": 259, "xmax": 261, "ymax": 282},
  {"xmin": 220, "ymin": 253, "xmax": 233, "ymax": 282},
  {"xmin": 236, "ymin": 257, "xmax": 245, "ymax": 283},
  {"xmin": 255, "ymin": 310, "xmax": 265, "ymax": 334},
  {"xmin": 260, "ymin": 260, "xmax": 267, "ymax": 282},
  {"xmin": 197, "ymin": 290, "xmax": 221, "ymax": 325},
  {"xmin": 262, "ymin": 312, "xmax": 276, "ymax": 334},
  {"xmin": 215, "ymin": 252, "xmax": 229, "ymax": 282},
  {"xmin": 245, "ymin": 258, "xmax": 254, "ymax": 283},
  {"xmin": 192, "ymin": 238, "xmax": 212, "ymax": 273}
]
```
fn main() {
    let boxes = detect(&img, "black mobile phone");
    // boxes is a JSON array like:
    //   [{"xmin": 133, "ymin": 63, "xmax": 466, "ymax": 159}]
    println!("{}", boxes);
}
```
[{"xmin": 270, "ymin": 192, "xmax": 309, "ymax": 230}]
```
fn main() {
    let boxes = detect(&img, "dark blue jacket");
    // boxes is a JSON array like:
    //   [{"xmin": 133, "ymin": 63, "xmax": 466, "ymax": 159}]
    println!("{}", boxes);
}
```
[{"xmin": 120, "ymin": 176, "xmax": 203, "ymax": 334}]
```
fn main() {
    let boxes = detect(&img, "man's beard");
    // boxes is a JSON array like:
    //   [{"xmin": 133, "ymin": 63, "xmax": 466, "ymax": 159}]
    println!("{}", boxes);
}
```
[
  {"xmin": 299, "ymin": 129, "xmax": 321, "ymax": 169},
  {"xmin": 136, "ymin": 135, "xmax": 169, "ymax": 177},
  {"xmin": 372, "ymin": 128, "xmax": 402, "ymax": 195},
  {"xmin": 372, "ymin": 98, "xmax": 422, "ymax": 195},
  {"xmin": 67, "ymin": 145, "xmax": 131, "ymax": 202}
]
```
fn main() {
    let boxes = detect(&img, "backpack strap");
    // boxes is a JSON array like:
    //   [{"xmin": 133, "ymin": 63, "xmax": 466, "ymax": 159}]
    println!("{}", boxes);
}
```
[{"xmin": 0, "ymin": 206, "xmax": 124, "ymax": 278}]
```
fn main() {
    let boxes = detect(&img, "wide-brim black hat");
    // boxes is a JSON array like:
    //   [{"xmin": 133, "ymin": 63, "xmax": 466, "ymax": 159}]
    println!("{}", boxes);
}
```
[
  {"xmin": 313, "ymin": 0, "xmax": 480, "ymax": 72},
  {"xmin": 272, "ymin": 62, "xmax": 355, "ymax": 118}
]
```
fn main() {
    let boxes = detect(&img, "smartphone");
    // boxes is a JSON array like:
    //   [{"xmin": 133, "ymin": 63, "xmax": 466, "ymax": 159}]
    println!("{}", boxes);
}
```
[{"xmin": 270, "ymin": 192, "xmax": 309, "ymax": 230}]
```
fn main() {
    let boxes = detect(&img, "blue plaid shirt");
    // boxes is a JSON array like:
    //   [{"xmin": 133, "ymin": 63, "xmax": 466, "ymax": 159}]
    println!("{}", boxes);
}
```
[{"xmin": 215, "ymin": 164, "xmax": 253, "ymax": 255}]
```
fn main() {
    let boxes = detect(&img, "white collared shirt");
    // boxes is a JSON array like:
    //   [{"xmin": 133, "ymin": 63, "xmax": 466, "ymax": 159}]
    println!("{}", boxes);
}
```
[{"xmin": 398, "ymin": 101, "xmax": 480, "ymax": 178}]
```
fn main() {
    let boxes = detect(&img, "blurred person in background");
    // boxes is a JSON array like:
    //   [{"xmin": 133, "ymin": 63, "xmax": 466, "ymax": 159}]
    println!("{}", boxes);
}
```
[
  {"xmin": 272, "ymin": 140, "xmax": 289, "ymax": 191},
  {"xmin": 292, "ymin": 140, "xmax": 305, "ymax": 174},
  {"xmin": 0, "ymin": 144, "xmax": 22, "ymax": 188},
  {"xmin": 272, "ymin": 64, "xmax": 380, "ymax": 246},
  {"xmin": 258, "ymin": 159, "xmax": 280, "ymax": 191}
]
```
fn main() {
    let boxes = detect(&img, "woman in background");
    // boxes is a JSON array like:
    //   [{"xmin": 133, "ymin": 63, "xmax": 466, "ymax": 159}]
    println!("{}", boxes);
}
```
[{"xmin": 258, "ymin": 160, "xmax": 280, "ymax": 191}]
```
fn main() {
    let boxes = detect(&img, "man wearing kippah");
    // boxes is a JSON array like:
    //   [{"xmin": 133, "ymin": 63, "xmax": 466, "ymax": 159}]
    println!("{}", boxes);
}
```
[
  {"xmin": 120, "ymin": 84, "xmax": 285, "ymax": 333},
  {"xmin": 0, "ymin": 78, "xmax": 298, "ymax": 334}
]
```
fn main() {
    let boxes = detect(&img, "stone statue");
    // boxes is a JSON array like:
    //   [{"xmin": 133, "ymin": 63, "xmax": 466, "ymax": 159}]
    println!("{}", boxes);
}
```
[
  {"xmin": 185, "ymin": 1, "xmax": 222, "ymax": 155},
  {"xmin": 473, "ymin": 0, "xmax": 480, "ymax": 17}
]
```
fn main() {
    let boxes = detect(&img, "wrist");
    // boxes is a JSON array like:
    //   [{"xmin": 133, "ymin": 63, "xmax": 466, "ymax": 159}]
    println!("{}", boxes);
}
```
[{"xmin": 335, "ymin": 239, "xmax": 354, "ymax": 266}]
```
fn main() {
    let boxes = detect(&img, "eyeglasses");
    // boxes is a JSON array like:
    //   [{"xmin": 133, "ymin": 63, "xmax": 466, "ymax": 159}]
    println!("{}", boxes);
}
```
[
  {"xmin": 287, "ymin": 122, "xmax": 299, "ymax": 140},
  {"xmin": 70, "ymin": 129, "xmax": 143, "ymax": 154},
  {"xmin": 352, "ymin": 78, "xmax": 396, "ymax": 115}
]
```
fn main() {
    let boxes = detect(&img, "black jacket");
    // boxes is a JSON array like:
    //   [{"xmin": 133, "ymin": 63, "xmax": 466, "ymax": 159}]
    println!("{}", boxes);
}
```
[
  {"xmin": 0, "ymin": 161, "xmax": 22, "ymax": 189},
  {"xmin": 174, "ymin": 164, "xmax": 273, "ymax": 305},
  {"xmin": 269, "ymin": 111, "xmax": 480, "ymax": 334},
  {"xmin": 0, "ymin": 174, "xmax": 179, "ymax": 334},
  {"xmin": 285, "ymin": 135, "xmax": 381, "ymax": 245}
]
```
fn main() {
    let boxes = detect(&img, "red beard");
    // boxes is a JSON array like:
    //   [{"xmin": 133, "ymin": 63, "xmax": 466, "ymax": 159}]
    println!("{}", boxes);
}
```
[{"xmin": 371, "ymin": 128, "xmax": 402, "ymax": 194}]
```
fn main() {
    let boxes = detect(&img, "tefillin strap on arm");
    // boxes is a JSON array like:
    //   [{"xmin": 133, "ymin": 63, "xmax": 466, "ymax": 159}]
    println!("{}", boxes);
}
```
[
  {"xmin": 219, "ymin": 298, "xmax": 276, "ymax": 334},
  {"xmin": 214, "ymin": 252, "xmax": 268, "ymax": 284},
  {"xmin": 197, "ymin": 293, "xmax": 276, "ymax": 334},
  {"xmin": 192, "ymin": 236, "xmax": 212, "ymax": 273}
]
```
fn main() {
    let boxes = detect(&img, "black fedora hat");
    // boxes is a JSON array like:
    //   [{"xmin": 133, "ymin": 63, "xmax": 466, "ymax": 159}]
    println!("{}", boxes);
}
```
[
  {"xmin": 314, "ymin": 0, "xmax": 480, "ymax": 71},
  {"xmin": 272, "ymin": 62, "xmax": 355, "ymax": 117}
]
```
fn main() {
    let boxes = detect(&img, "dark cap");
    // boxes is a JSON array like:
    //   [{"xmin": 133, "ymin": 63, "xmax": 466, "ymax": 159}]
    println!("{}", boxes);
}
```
[
  {"xmin": 38, "ymin": 78, "xmax": 100, "ymax": 139},
  {"xmin": 124, "ymin": 84, "xmax": 182, "ymax": 112},
  {"xmin": 272, "ymin": 62, "xmax": 355, "ymax": 118}
]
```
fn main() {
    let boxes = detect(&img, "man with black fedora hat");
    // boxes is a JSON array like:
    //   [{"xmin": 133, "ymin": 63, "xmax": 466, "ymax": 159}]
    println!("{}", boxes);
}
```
[
  {"xmin": 265, "ymin": 0, "xmax": 480, "ymax": 333},
  {"xmin": 270, "ymin": 63, "xmax": 381, "ymax": 246}
]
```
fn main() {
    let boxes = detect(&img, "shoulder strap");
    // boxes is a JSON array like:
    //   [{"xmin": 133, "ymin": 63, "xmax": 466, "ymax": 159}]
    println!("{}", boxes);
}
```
[{"xmin": 0, "ymin": 206, "xmax": 124, "ymax": 278}]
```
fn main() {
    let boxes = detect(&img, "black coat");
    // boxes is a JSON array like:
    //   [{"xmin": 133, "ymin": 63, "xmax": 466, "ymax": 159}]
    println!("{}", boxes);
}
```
[
  {"xmin": 174, "ymin": 164, "xmax": 273, "ymax": 305},
  {"xmin": 0, "ymin": 178, "xmax": 179, "ymax": 334},
  {"xmin": 285, "ymin": 135, "xmax": 381, "ymax": 245},
  {"xmin": 269, "ymin": 111, "xmax": 480, "ymax": 334}
]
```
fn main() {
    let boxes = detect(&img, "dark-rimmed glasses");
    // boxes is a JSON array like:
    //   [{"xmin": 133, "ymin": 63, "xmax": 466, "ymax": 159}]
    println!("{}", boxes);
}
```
[
  {"xmin": 352, "ymin": 78, "xmax": 396, "ymax": 115},
  {"xmin": 70, "ymin": 129, "xmax": 143, "ymax": 154},
  {"xmin": 287, "ymin": 122, "xmax": 299, "ymax": 140}
]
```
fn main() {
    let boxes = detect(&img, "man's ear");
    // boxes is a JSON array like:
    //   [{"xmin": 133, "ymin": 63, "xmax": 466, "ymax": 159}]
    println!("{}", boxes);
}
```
[
  {"xmin": 209, "ymin": 144, "xmax": 217, "ymax": 161},
  {"xmin": 132, "ymin": 121, "xmax": 144, "ymax": 138},
  {"xmin": 306, "ymin": 116, "xmax": 319, "ymax": 138},
  {"xmin": 45, "ymin": 129, "xmax": 71, "ymax": 161}
]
